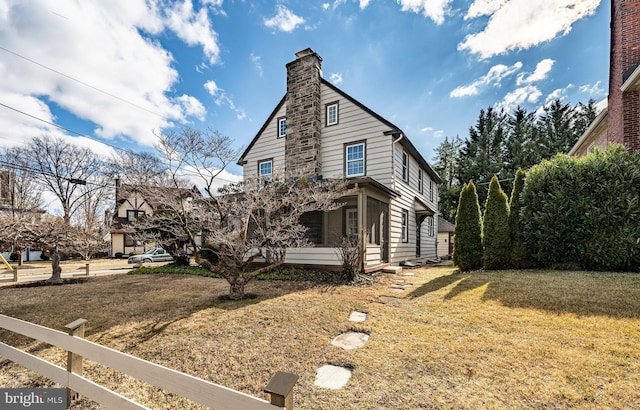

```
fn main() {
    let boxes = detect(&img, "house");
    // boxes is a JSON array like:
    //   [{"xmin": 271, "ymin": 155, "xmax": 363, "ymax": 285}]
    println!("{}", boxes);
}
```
[
  {"xmin": 570, "ymin": 0, "xmax": 640, "ymax": 156},
  {"xmin": 237, "ymin": 48, "xmax": 442, "ymax": 271},
  {"xmin": 109, "ymin": 179, "xmax": 199, "ymax": 257},
  {"xmin": 437, "ymin": 216, "xmax": 455, "ymax": 259}
]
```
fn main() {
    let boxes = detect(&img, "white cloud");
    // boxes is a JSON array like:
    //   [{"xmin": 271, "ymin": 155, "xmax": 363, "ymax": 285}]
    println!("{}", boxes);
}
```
[
  {"xmin": 330, "ymin": 72, "xmax": 343, "ymax": 84},
  {"xmin": 579, "ymin": 80, "xmax": 605, "ymax": 97},
  {"xmin": 459, "ymin": 0, "xmax": 601, "ymax": 59},
  {"xmin": 496, "ymin": 85, "xmax": 542, "ymax": 112},
  {"xmin": 264, "ymin": 5, "xmax": 305, "ymax": 32},
  {"xmin": 450, "ymin": 62, "xmax": 523, "ymax": 97},
  {"xmin": 174, "ymin": 95, "xmax": 206, "ymax": 121},
  {"xmin": 465, "ymin": 0, "xmax": 508, "ymax": 19},
  {"xmin": 204, "ymin": 81, "xmax": 246, "ymax": 120},
  {"xmin": 517, "ymin": 59, "xmax": 555, "ymax": 84},
  {"xmin": 420, "ymin": 127, "xmax": 434, "ymax": 133},
  {"xmin": 204, "ymin": 80, "xmax": 219, "ymax": 96},
  {"xmin": 0, "ymin": 0, "xmax": 222, "ymax": 148},
  {"xmin": 250, "ymin": 53, "xmax": 264, "ymax": 77},
  {"xmin": 545, "ymin": 84, "xmax": 574, "ymax": 103},
  {"xmin": 396, "ymin": 0, "xmax": 453, "ymax": 25},
  {"xmin": 164, "ymin": 0, "xmax": 221, "ymax": 64},
  {"xmin": 360, "ymin": 0, "xmax": 372, "ymax": 9}
]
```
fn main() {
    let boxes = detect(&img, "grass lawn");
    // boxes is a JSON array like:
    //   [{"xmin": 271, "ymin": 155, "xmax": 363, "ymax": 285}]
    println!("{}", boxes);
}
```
[{"xmin": 1, "ymin": 267, "xmax": 640, "ymax": 409}]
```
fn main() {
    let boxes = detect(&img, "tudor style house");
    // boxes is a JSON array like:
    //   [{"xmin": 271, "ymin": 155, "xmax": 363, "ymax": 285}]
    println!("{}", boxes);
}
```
[
  {"xmin": 109, "ymin": 179, "xmax": 199, "ymax": 256},
  {"xmin": 238, "ymin": 48, "xmax": 442, "ymax": 271},
  {"xmin": 570, "ymin": 0, "xmax": 640, "ymax": 156}
]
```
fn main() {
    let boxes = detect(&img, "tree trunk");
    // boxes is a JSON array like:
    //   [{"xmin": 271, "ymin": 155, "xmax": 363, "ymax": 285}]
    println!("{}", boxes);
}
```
[
  {"xmin": 47, "ymin": 251, "xmax": 63, "ymax": 284},
  {"xmin": 228, "ymin": 278, "xmax": 246, "ymax": 300}
]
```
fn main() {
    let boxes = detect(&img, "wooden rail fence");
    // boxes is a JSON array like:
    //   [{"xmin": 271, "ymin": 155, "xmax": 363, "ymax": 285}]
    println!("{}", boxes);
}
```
[{"xmin": 0, "ymin": 315, "xmax": 298, "ymax": 409}]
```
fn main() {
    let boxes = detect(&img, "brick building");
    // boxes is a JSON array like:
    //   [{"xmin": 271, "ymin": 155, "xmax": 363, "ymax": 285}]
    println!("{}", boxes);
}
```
[{"xmin": 570, "ymin": 0, "xmax": 640, "ymax": 155}]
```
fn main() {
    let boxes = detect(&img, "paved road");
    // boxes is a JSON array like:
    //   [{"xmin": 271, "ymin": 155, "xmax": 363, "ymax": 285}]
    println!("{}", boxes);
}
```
[{"xmin": 0, "ymin": 260, "xmax": 170, "ymax": 286}]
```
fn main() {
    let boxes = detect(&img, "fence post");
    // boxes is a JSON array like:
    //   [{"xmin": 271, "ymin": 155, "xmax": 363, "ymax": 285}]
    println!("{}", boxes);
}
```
[
  {"xmin": 264, "ymin": 371, "xmax": 298, "ymax": 410},
  {"xmin": 12, "ymin": 266, "xmax": 18, "ymax": 282},
  {"xmin": 85, "ymin": 263, "xmax": 90, "ymax": 276},
  {"xmin": 65, "ymin": 318, "xmax": 87, "ymax": 408}
]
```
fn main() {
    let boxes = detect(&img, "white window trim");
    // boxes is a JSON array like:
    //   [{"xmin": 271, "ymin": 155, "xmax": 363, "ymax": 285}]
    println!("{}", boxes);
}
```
[
  {"xmin": 401, "ymin": 151, "xmax": 409, "ymax": 182},
  {"xmin": 278, "ymin": 117, "xmax": 286, "ymax": 138},
  {"xmin": 418, "ymin": 168, "xmax": 423, "ymax": 194},
  {"xmin": 258, "ymin": 159, "xmax": 273, "ymax": 183},
  {"xmin": 345, "ymin": 142, "xmax": 365, "ymax": 177},
  {"xmin": 327, "ymin": 103, "xmax": 338, "ymax": 126},
  {"xmin": 401, "ymin": 209, "xmax": 409, "ymax": 243}
]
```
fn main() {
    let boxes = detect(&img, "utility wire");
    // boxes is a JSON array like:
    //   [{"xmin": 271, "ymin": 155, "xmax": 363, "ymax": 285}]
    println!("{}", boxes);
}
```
[
  {"xmin": 0, "ymin": 45, "xmax": 167, "ymax": 120},
  {"xmin": 0, "ymin": 103, "xmax": 240, "ymax": 185},
  {"xmin": 0, "ymin": 101, "xmax": 126, "ymax": 154}
]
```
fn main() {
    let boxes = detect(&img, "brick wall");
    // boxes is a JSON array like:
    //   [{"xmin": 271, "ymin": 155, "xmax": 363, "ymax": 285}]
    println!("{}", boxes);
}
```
[
  {"xmin": 608, "ymin": 0, "xmax": 640, "ymax": 151},
  {"xmin": 284, "ymin": 49, "xmax": 323, "ymax": 178}
]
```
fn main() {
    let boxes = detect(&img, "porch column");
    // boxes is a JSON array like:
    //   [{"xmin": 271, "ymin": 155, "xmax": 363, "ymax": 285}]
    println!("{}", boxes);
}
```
[{"xmin": 357, "ymin": 186, "xmax": 366, "ymax": 271}]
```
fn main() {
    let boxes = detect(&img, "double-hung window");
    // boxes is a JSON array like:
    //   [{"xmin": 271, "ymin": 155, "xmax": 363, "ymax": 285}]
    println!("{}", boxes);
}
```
[
  {"xmin": 258, "ymin": 159, "xmax": 273, "ymax": 185},
  {"xmin": 429, "ymin": 179, "xmax": 434, "ymax": 202},
  {"xmin": 345, "ymin": 142, "xmax": 365, "ymax": 177},
  {"xmin": 326, "ymin": 102, "xmax": 338, "ymax": 126},
  {"xmin": 401, "ymin": 151, "xmax": 409, "ymax": 182},
  {"xmin": 401, "ymin": 209, "xmax": 409, "ymax": 243},
  {"xmin": 277, "ymin": 117, "xmax": 286, "ymax": 138},
  {"xmin": 418, "ymin": 168, "xmax": 423, "ymax": 194}
]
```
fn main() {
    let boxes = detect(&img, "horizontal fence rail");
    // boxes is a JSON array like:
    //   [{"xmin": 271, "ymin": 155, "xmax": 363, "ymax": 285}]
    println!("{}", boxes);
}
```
[{"xmin": 0, "ymin": 314, "xmax": 297, "ymax": 409}]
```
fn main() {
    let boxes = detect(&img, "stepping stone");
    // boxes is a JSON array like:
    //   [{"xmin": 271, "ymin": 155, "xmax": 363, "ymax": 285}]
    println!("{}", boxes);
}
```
[
  {"xmin": 314, "ymin": 365, "xmax": 352, "ymax": 389},
  {"xmin": 331, "ymin": 332, "xmax": 369, "ymax": 350},
  {"xmin": 401, "ymin": 272, "xmax": 416, "ymax": 277},
  {"xmin": 349, "ymin": 311, "xmax": 367, "ymax": 322}
]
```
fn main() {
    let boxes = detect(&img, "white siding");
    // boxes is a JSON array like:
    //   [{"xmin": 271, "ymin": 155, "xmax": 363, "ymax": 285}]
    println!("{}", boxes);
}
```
[
  {"xmin": 242, "ymin": 104, "xmax": 286, "ymax": 179},
  {"xmin": 319, "ymin": 85, "xmax": 395, "ymax": 183},
  {"xmin": 388, "ymin": 143, "xmax": 438, "ymax": 263}
]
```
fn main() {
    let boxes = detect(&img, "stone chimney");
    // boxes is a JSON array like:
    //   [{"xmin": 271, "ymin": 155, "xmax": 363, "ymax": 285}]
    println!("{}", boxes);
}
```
[
  {"xmin": 608, "ymin": 0, "xmax": 640, "ymax": 151},
  {"xmin": 285, "ymin": 48, "xmax": 323, "ymax": 178}
]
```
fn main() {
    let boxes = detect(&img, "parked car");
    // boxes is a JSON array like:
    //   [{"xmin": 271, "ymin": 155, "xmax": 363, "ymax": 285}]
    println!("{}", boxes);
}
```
[{"xmin": 127, "ymin": 248, "xmax": 174, "ymax": 264}]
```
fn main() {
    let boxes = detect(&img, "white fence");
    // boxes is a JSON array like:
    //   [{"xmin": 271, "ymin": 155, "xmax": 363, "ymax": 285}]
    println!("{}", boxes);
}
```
[{"xmin": 0, "ymin": 315, "xmax": 297, "ymax": 409}]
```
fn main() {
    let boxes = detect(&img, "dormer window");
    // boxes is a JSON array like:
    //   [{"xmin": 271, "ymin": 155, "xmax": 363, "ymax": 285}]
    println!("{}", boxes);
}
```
[{"xmin": 278, "ymin": 117, "xmax": 286, "ymax": 138}]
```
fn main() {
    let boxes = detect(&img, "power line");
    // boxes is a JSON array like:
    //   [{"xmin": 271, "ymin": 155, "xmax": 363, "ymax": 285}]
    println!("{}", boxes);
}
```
[
  {"xmin": 0, "ymin": 103, "xmax": 240, "ymax": 185},
  {"xmin": 0, "ymin": 101, "xmax": 126, "ymax": 154},
  {"xmin": 0, "ymin": 45, "xmax": 167, "ymax": 120}
]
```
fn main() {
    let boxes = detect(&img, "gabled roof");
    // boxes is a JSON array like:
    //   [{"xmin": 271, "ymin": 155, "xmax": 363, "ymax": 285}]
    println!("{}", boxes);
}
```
[
  {"xmin": 116, "ymin": 183, "xmax": 199, "ymax": 210},
  {"xmin": 237, "ymin": 79, "xmax": 442, "ymax": 185}
]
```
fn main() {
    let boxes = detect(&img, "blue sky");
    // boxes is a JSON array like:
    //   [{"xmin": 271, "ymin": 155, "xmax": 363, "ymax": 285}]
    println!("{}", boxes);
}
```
[{"xmin": 0, "ymin": 0, "xmax": 609, "ymax": 181}]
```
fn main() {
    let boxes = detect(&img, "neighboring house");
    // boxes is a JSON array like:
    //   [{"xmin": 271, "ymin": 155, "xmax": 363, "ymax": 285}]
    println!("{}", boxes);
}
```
[
  {"xmin": 437, "ymin": 216, "xmax": 455, "ymax": 259},
  {"xmin": 238, "ymin": 48, "xmax": 442, "ymax": 271},
  {"xmin": 570, "ymin": 0, "xmax": 640, "ymax": 156},
  {"xmin": 109, "ymin": 179, "xmax": 199, "ymax": 256}
]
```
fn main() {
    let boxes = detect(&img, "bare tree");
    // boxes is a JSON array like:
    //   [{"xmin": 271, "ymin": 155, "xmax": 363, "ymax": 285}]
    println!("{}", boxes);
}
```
[
  {"xmin": 36, "ymin": 216, "xmax": 83, "ymax": 283},
  {"xmin": 0, "ymin": 147, "xmax": 45, "ymax": 265},
  {"xmin": 72, "ymin": 179, "xmax": 111, "ymax": 259},
  {"xmin": 132, "ymin": 128, "xmax": 351, "ymax": 299},
  {"xmin": 30, "ymin": 135, "xmax": 104, "ymax": 224}
]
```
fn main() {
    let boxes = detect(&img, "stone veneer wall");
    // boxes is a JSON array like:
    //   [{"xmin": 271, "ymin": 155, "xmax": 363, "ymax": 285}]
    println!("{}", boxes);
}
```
[{"xmin": 284, "ymin": 49, "xmax": 323, "ymax": 178}]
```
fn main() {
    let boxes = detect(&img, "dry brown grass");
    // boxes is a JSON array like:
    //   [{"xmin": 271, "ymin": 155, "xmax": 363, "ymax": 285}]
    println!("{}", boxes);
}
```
[{"xmin": 1, "ymin": 268, "xmax": 640, "ymax": 409}]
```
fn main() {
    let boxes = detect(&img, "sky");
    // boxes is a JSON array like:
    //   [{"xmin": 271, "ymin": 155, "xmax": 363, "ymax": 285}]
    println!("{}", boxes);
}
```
[{"xmin": 0, "ymin": 0, "xmax": 610, "ymax": 182}]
